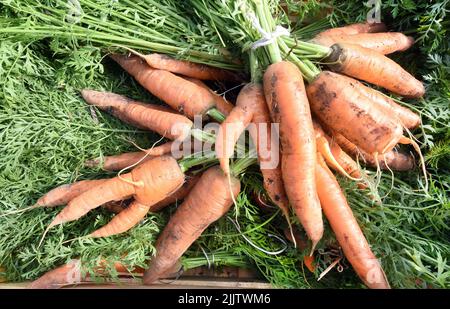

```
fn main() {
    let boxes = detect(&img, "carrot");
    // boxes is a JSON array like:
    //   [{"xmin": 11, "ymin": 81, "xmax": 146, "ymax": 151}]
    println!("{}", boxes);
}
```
[
  {"xmin": 29, "ymin": 259, "xmax": 146, "ymax": 289},
  {"xmin": 36, "ymin": 179, "xmax": 108, "ymax": 208},
  {"xmin": 151, "ymin": 173, "xmax": 200, "ymax": 212},
  {"xmin": 110, "ymin": 54, "xmax": 217, "ymax": 119},
  {"xmin": 283, "ymin": 228, "xmax": 316, "ymax": 273},
  {"xmin": 81, "ymin": 90, "xmax": 193, "ymax": 140},
  {"xmin": 44, "ymin": 155, "xmax": 185, "ymax": 237},
  {"xmin": 314, "ymin": 22, "xmax": 387, "ymax": 37},
  {"xmin": 264, "ymin": 61, "xmax": 323, "ymax": 251},
  {"xmin": 29, "ymin": 259, "xmax": 83, "ymax": 289},
  {"xmin": 129, "ymin": 52, "xmax": 239, "ymax": 81},
  {"xmin": 327, "ymin": 43, "xmax": 425, "ymax": 98},
  {"xmin": 85, "ymin": 141, "xmax": 174, "ymax": 171},
  {"xmin": 307, "ymin": 71, "xmax": 404, "ymax": 155},
  {"xmin": 313, "ymin": 121, "xmax": 367, "ymax": 189},
  {"xmin": 315, "ymin": 153, "xmax": 390, "ymax": 289},
  {"xmin": 356, "ymin": 84, "xmax": 421, "ymax": 130},
  {"xmin": 333, "ymin": 132, "xmax": 416, "ymax": 171},
  {"xmin": 184, "ymin": 77, "xmax": 235, "ymax": 116},
  {"xmin": 313, "ymin": 32, "xmax": 414, "ymax": 55},
  {"xmin": 313, "ymin": 121, "xmax": 361, "ymax": 181},
  {"xmin": 143, "ymin": 166, "xmax": 240, "ymax": 284},
  {"xmin": 88, "ymin": 173, "xmax": 201, "ymax": 238},
  {"xmin": 216, "ymin": 83, "xmax": 291, "ymax": 224},
  {"xmin": 89, "ymin": 201, "xmax": 150, "ymax": 238},
  {"xmin": 0, "ymin": 179, "xmax": 108, "ymax": 217}
]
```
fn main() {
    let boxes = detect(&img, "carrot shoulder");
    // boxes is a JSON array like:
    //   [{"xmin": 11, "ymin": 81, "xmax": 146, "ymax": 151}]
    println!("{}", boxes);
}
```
[
  {"xmin": 264, "ymin": 61, "xmax": 323, "ymax": 249},
  {"xmin": 316, "ymin": 154, "xmax": 390, "ymax": 289},
  {"xmin": 143, "ymin": 166, "xmax": 240, "ymax": 284}
]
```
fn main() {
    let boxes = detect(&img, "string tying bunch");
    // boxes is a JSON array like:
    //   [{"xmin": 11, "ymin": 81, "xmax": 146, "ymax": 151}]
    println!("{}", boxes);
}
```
[{"xmin": 246, "ymin": 13, "xmax": 290, "ymax": 50}]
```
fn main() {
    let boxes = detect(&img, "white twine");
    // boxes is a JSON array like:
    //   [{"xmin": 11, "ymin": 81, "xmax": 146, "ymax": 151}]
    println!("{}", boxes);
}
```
[{"xmin": 247, "ymin": 13, "xmax": 290, "ymax": 50}]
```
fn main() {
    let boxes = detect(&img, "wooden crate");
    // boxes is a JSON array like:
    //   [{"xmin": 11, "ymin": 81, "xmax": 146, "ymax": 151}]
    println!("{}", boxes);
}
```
[{"xmin": 0, "ymin": 266, "xmax": 272, "ymax": 289}]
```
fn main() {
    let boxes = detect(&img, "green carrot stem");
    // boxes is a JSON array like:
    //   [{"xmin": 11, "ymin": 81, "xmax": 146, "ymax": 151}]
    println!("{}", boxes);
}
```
[
  {"xmin": 254, "ymin": 1, "xmax": 282, "ymax": 63},
  {"xmin": 178, "ymin": 151, "xmax": 218, "ymax": 173},
  {"xmin": 278, "ymin": 40, "xmax": 320, "ymax": 82},
  {"xmin": 206, "ymin": 108, "xmax": 226, "ymax": 123},
  {"xmin": 231, "ymin": 150, "xmax": 258, "ymax": 177}
]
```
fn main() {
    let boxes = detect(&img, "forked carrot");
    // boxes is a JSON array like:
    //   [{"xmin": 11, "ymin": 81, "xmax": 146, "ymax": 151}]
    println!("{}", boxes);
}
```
[
  {"xmin": 313, "ymin": 121, "xmax": 367, "ymax": 189},
  {"xmin": 88, "ymin": 173, "xmax": 202, "ymax": 238},
  {"xmin": 357, "ymin": 85, "xmax": 421, "ymax": 130},
  {"xmin": 41, "ymin": 155, "xmax": 185, "ymax": 243}
]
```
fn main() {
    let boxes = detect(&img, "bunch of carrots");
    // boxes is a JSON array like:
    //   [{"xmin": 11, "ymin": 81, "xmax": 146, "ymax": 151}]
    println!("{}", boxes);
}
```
[{"xmin": 3, "ymin": 2, "xmax": 428, "ymax": 289}]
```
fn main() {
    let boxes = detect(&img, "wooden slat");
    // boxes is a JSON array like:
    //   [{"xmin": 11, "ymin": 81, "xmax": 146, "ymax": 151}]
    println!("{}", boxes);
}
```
[{"xmin": 0, "ymin": 278, "xmax": 272, "ymax": 289}]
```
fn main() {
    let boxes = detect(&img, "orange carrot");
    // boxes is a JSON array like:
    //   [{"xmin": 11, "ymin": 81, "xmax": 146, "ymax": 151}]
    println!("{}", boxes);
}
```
[
  {"xmin": 133, "ymin": 52, "xmax": 239, "ymax": 81},
  {"xmin": 283, "ymin": 228, "xmax": 316, "ymax": 273},
  {"xmin": 314, "ymin": 22, "xmax": 387, "ymax": 37},
  {"xmin": 185, "ymin": 77, "xmax": 235, "ymax": 116},
  {"xmin": 328, "ymin": 43, "xmax": 425, "ymax": 97},
  {"xmin": 82, "ymin": 90, "xmax": 192, "ymax": 140},
  {"xmin": 264, "ymin": 61, "xmax": 323, "ymax": 250},
  {"xmin": 85, "ymin": 141, "xmax": 174, "ymax": 171},
  {"xmin": 307, "ymin": 71, "xmax": 404, "ymax": 155},
  {"xmin": 36, "ymin": 179, "xmax": 108, "ymax": 208},
  {"xmin": 0, "ymin": 179, "xmax": 108, "ymax": 218},
  {"xmin": 216, "ymin": 83, "xmax": 291, "ymax": 223},
  {"xmin": 143, "ymin": 166, "xmax": 240, "ymax": 284},
  {"xmin": 29, "ymin": 259, "xmax": 145, "ymax": 289},
  {"xmin": 315, "ymin": 154, "xmax": 390, "ymax": 289},
  {"xmin": 313, "ymin": 32, "xmax": 414, "ymax": 55},
  {"xmin": 150, "ymin": 173, "xmax": 201, "ymax": 212},
  {"xmin": 333, "ymin": 132, "xmax": 415, "ymax": 171},
  {"xmin": 45, "ymin": 156, "xmax": 185, "ymax": 235},
  {"xmin": 110, "ymin": 54, "xmax": 216, "ymax": 119},
  {"xmin": 88, "ymin": 173, "xmax": 201, "ymax": 238},
  {"xmin": 357, "ymin": 85, "xmax": 421, "ymax": 129},
  {"xmin": 313, "ymin": 121, "xmax": 366, "ymax": 188},
  {"xmin": 89, "ymin": 201, "xmax": 150, "ymax": 238}
]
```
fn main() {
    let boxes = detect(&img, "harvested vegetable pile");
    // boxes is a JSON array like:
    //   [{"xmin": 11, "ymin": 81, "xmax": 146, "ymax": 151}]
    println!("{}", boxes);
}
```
[{"xmin": 0, "ymin": 0, "xmax": 448, "ymax": 289}]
